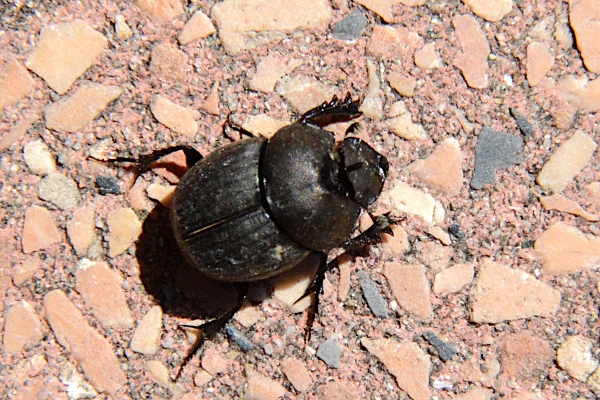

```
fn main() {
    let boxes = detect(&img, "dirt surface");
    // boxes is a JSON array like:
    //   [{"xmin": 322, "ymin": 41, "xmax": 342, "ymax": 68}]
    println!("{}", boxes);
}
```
[{"xmin": 1, "ymin": 0, "xmax": 599, "ymax": 399}]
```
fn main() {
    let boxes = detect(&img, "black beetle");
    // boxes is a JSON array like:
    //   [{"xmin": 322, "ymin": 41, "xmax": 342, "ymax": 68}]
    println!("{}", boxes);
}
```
[{"xmin": 118, "ymin": 95, "xmax": 394, "ymax": 375}]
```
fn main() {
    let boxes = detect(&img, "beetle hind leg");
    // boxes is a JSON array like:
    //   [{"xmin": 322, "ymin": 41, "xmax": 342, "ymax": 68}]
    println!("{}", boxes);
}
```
[
  {"xmin": 175, "ymin": 282, "xmax": 249, "ymax": 380},
  {"xmin": 300, "ymin": 93, "xmax": 362, "ymax": 128}
]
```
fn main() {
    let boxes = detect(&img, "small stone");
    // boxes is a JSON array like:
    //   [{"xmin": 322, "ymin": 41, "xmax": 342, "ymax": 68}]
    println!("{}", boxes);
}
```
[
  {"xmin": 202, "ymin": 347, "xmax": 230, "ymax": 375},
  {"xmin": 245, "ymin": 372, "xmax": 287, "ymax": 400},
  {"xmin": 534, "ymin": 222, "xmax": 600, "ymax": 274},
  {"xmin": 509, "ymin": 108, "xmax": 535, "ymax": 136},
  {"xmin": 23, "ymin": 139, "xmax": 56, "ymax": 175},
  {"xmin": 3, "ymin": 301, "xmax": 43, "ymax": 354},
  {"xmin": 557, "ymin": 75, "xmax": 600, "ymax": 112},
  {"xmin": 43, "ymin": 290, "xmax": 126, "ymax": 395},
  {"xmin": 149, "ymin": 43, "xmax": 190, "ymax": 82},
  {"xmin": 96, "ymin": 175, "xmax": 121, "ymax": 195},
  {"xmin": 0, "ymin": 114, "xmax": 38, "ymax": 151},
  {"xmin": 537, "ymin": 130, "xmax": 597, "ymax": 192},
  {"xmin": 526, "ymin": 42, "xmax": 554, "ymax": 87},
  {"xmin": 333, "ymin": 10, "xmax": 368, "ymax": 41},
  {"xmin": 281, "ymin": 357, "xmax": 312, "ymax": 392},
  {"xmin": 67, "ymin": 206, "xmax": 96, "ymax": 256},
  {"xmin": 0, "ymin": 60, "xmax": 35, "ymax": 109},
  {"xmin": 146, "ymin": 360, "xmax": 184, "ymax": 397},
  {"xmin": 76, "ymin": 261, "xmax": 134, "ymax": 329},
  {"xmin": 569, "ymin": 0, "xmax": 600, "ymax": 73},
  {"xmin": 387, "ymin": 73, "xmax": 417, "ymax": 97},
  {"xmin": 557, "ymin": 336, "xmax": 599, "ymax": 381},
  {"xmin": 22, "ymin": 205, "xmax": 62, "ymax": 254},
  {"xmin": 249, "ymin": 55, "xmax": 302, "ymax": 94},
  {"xmin": 114, "ymin": 15, "xmax": 133, "ymax": 40},
  {"xmin": 453, "ymin": 15, "xmax": 490, "ymax": 89},
  {"xmin": 59, "ymin": 364, "xmax": 99, "ymax": 399},
  {"xmin": 367, "ymin": 25, "xmax": 424, "ymax": 59},
  {"xmin": 107, "ymin": 208, "xmax": 142, "ymax": 258},
  {"xmin": 470, "ymin": 127, "xmax": 524, "ymax": 189},
  {"xmin": 242, "ymin": 114, "xmax": 290, "ymax": 138},
  {"xmin": 130, "ymin": 305, "xmax": 163, "ymax": 355},
  {"xmin": 408, "ymin": 138, "xmax": 463, "ymax": 195},
  {"xmin": 422, "ymin": 331, "xmax": 458, "ymax": 362},
  {"xmin": 589, "ymin": 367, "xmax": 600, "ymax": 390},
  {"xmin": 381, "ymin": 225, "xmax": 410, "ymax": 257},
  {"xmin": 427, "ymin": 226, "xmax": 452, "ymax": 245},
  {"xmin": 360, "ymin": 60, "xmax": 384, "ymax": 119},
  {"xmin": 317, "ymin": 339, "xmax": 342, "ymax": 368},
  {"xmin": 386, "ymin": 101, "xmax": 427, "ymax": 140},
  {"xmin": 540, "ymin": 194, "xmax": 598, "ymax": 221},
  {"xmin": 200, "ymin": 80, "xmax": 220, "ymax": 116},
  {"xmin": 151, "ymin": 95, "xmax": 199, "ymax": 137},
  {"xmin": 386, "ymin": 181, "xmax": 445, "ymax": 225},
  {"xmin": 25, "ymin": 20, "xmax": 108, "ymax": 94},
  {"xmin": 225, "ymin": 324, "xmax": 253, "ymax": 351},
  {"xmin": 470, "ymin": 258, "xmax": 561, "ymax": 323},
  {"xmin": 213, "ymin": 0, "xmax": 332, "ymax": 54},
  {"xmin": 271, "ymin": 253, "xmax": 319, "ymax": 312},
  {"xmin": 362, "ymin": 338, "xmax": 431, "ymax": 400},
  {"xmin": 44, "ymin": 82, "xmax": 123, "ymax": 132},
  {"xmin": 357, "ymin": 271, "xmax": 388, "ymax": 318},
  {"xmin": 278, "ymin": 75, "xmax": 336, "ymax": 114},
  {"xmin": 498, "ymin": 332, "xmax": 554, "ymax": 380},
  {"xmin": 233, "ymin": 303, "xmax": 261, "ymax": 328},
  {"xmin": 433, "ymin": 263, "xmax": 474, "ymax": 295},
  {"xmin": 38, "ymin": 173, "xmax": 81, "ymax": 210},
  {"xmin": 178, "ymin": 10, "xmax": 216, "ymax": 45},
  {"xmin": 354, "ymin": 0, "xmax": 426, "ymax": 23},
  {"xmin": 194, "ymin": 369, "xmax": 213, "ymax": 386},
  {"xmin": 337, "ymin": 254, "xmax": 352, "ymax": 301},
  {"xmin": 417, "ymin": 241, "xmax": 453, "ymax": 272},
  {"xmin": 414, "ymin": 42, "xmax": 443, "ymax": 69},
  {"xmin": 136, "ymin": 0, "xmax": 183, "ymax": 23},
  {"xmin": 146, "ymin": 183, "xmax": 176, "ymax": 207},
  {"xmin": 462, "ymin": 0, "xmax": 512, "ymax": 22},
  {"xmin": 384, "ymin": 262, "xmax": 433, "ymax": 319},
  {"xmin": 12, "ymin": 257, "xmax": 42, "ymax": 286},
  {"xmin": 454, "ymin": 387, "xmax": 494, "ymax": 400}
]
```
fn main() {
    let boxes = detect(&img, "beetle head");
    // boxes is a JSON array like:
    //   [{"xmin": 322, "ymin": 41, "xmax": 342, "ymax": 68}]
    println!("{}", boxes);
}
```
[{"xmin": 339, "ymin": 137, "xmax": 389, "ymax": 208}]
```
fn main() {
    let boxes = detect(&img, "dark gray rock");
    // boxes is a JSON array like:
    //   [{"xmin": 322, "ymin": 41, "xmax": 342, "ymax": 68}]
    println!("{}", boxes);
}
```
[
  {"xmin": 317, "ymin": 339, "xmax": 342, "ymax": 368},
  {"xmin": 470, "ymin": 127, "xmax": 524, "ymax": 189},
  {"xmin": 333, "ymin": 10, "xmax": 368, "ymax": 41},
  {"xmin": 358, "ymin": 271, "xmax": 388, "ymax": 318},
  {"xmin": 96, "ymin": 175, "xmax": 121, "ymax": 195},
  {"xmin": 423, "ymin": 331, "xmax": 458, "ymax": 362},
  {"xmin": 225, "ymin": 324, "xmax": 253, "ymax": 351},
  {"xmin": 509, "ymin": 108, "xmax": 534, "ymax": 136}
]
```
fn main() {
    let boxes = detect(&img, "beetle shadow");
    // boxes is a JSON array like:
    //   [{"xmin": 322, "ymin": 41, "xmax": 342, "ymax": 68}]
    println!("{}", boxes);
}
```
[{"xmin": 135, "ymin": 203, "xmax": 239, "ymax": 321}]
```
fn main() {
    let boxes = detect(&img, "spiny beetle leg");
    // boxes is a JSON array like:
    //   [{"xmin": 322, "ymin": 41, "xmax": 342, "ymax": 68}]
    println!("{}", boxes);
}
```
[
  {"xmin": 175, "ymin": 282, "xmax": 249, "ymax": 380},
  {"xmin": 300, "ymin": 93, "xmax": 362, "ymax": 128},
  {"xmin": 113, "ymin": 145, "xmax": 203, "ymax": 179}
]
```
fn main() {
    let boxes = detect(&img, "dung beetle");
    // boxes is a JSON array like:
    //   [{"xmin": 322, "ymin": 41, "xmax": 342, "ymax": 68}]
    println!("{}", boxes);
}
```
[{"xmin": 117, "ymin": 95, "xmax": 394, "ymax": 376}]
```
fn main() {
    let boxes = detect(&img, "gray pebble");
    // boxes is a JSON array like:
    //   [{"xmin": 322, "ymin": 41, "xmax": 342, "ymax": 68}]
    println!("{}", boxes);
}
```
[
  {"xmin": 470, "ymin": 127, "xmax": 524, "ymax": 190},
  {"xmin": 423, "ymin": 331, "xmax": 458, "ymax": 362},
  {"xmin": 333, "ymin": 10, "xmax": 368, "ymax": 41},
  {"xmin": 317, "ymin": 339, "xmax": 342, "ymax": 368},
  {"xmin": 38, "ymin": 173, "xmax": 81, "ymax": 210},
  {"xmin": 96, "ymin": 175, "xmax": 121, "ymax": 195},
  {"xmin": 509, "ymin": 108, "xmax": 534, "ymax": 136},
  {"xmin": 225, "ymin": 324, "xmax": 253, "ymax": 351},
  {"xmin": 358, "ymin": 271, "xmax": 388, "ymax": 318}
]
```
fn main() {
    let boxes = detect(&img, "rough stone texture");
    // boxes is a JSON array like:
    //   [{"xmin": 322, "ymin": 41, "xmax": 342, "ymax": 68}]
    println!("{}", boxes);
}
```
[
  {"xmin": 25, "ymin": 20, "xmax": 108, "ymax": 94},
  {"xmin": 271, "ymin": 254, "xmax": 319, "ymax": 312},
  {"xmin": 407, "ymin": 138, "xmax": 463, "ymax": 195},
  {"xmin": 249, "ymin": 55, "xmax": 302, "ymax": 94},
  {"xmin": 114, "ymin": 15, "xmax": 133, "ymax": 40},
  {"xmin": 470, "ymin": 259, "xmax": 561, "ymax": 323},
  {"xmin": 242, "ymin": 114, "xmax": 290, "ymax": 138},
  {"xmin": 557, "ymin": 75, "xmax": 600, "ymax": 112},
  {"xmin": 470, "ymin": 127, "xmax": 524, "ymax": 189},
  {"xmin": 362, "ymin": 338, "xmax": 431, "ymax": 400},
  {"xmin": 540, "ymin": 194, "xmax": 598, "ymax": 221},
  {"xmin": 462, "ymin": 0, "xmax": 512, "ymax": 22},
  {"xmin": 534, "ymin": 222, "xmax": 600, "ymax": 274},
  {"xmin": 332, "ymin": 10, "xmax": 368, "ymax": 41},
  {"xmin": 44, "ymin": 82, "xmax": 122, "ymax": 132},
  {"xmin": 201, "ymin": 346, "xmax": 230, "ymax": 375},
  {"xmin": 0, "ymin": 60, "xmax": 35, "ymax": 110},
  {"xmin": 316, "ymin": 339, "xmax": 342, "ymax": 368},
  {"xmin": 23, "ymin": 139, "xmax": 56, "ymax": 175},
  {"xmin": 414, "ymin": 42, "xmax": 443, "ymax": 69},
  {"xmin": 422, "ymin": 331, "xmax": 458, "ymax": 362},
  {"xmin": 130, "ymin": 305, "xmax": 163, "ymax": 355},
  {"xmin": 12, "ymin": 257, "xmax": 41, "ymax": 286},
  {"xmin": 136, "ymin": 0, "xmax": 183, "ymax": 23},
  {"xmin": 38, "ymin": 173, "xmax": 81, "ymax": 210},
  {"xmin": 145, "ymin": 360, "xmax": 184, "ymax": 397},
  {"xmin": 453, "ymin": 15, "xmax": 490, "ymax": 89},
  {"xmin": 433, "ymin": 263, "xmax": 474, "ymax": 295},
  {"xmin": 384, "ymin": 262, "xmax": 433, "ymax": 319},
  {"xmin": 526, "ymin": 42, "xmax": 554, "ymax": 87},
  {"xmin": 381, "ymin": 225, "xmax": 410, "ymax": 257},
  {"xmin": 368, "ymin": 25, "xmax": 424, "ymax": 59},
  {"xmin": 386, "ymin": 101, "xmax": 426, "ymax": 140},
  {"xmin": 387, "ymin": 73, "xmax": 416, "ymax": 97},
  {"xmin": 75, "ymin": 261, "xmax": 134, "ymax": 329},
  {"xmin": 386, "ymin": 181, "xmax": 445, "ymax": 225},
  {"xmin": 498, "ymin": 332, "xmax": 554, "ymax": 380},
  {"xmin": 568, "ymin": 0, "xmax": 600, "ymax": 73},
  {"xmin": 427, "ymin": 226, "xmax": 452, "ymax": 245},
  {"xmin": 454, "ymin": 387, "xmax": 494, "ymax": 400},
  {"xmin": 281, "ymin": 357, "xmax": 312, "ymax": 392},
  {"xmin": 537, "ymin": 130, "xmax": 597, "ymax": 193},
  {"xmin": 277, "ymin": 75, "xmax": 336, "ymax": 114},
  {"xmin": 2, "ymin": 300, "xmax": 43, "ymax": 354},
  {"xmin": 557, "ymin": 336, "xmax": 599, "ymax": 381},
  {"xmin": 106, "ymin": 207, "xmax": 142, "ymax": 258},
  {"xmin": 358, "ymin": 271, "xmax": 388, "ymax": 318},
  {"xmin": 22, "ymin": 205, "xmax": 61, "ymax": 254},
  {"xmin": 212, "ymin": 0, "xmax": 333, "ymax": 54},
  {"xmin": 354, "ymin": 0, "xmax": 425, "ymax": 23},
  {"xmin": 245, "ymin": 372, "xmax": 288, "ymax": 400},
  {"xmin": 178, "ymin": 10, "xmax": 216, "ymax": 45},
  {"xmin": 67, "ymin": 206, "xmax": 97, "ymax": 256},
  {"xmin": 43, "ymin": 289, "xmax": 126, "ymax": 395},
  {"xmin": 149, "ymin": 43, "xmax": 190, "ymax": 82},
  {"xmin": 0, "ymin": 114, "xmax": 38, "ymax": 151},
  {"xmin": 150, "ymin": 95, "xmax": 199, "ymax": 137}
]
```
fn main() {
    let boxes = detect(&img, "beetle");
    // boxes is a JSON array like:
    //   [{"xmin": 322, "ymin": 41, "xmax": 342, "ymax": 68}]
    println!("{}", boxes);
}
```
[{"xmin": 117, "ymin": 95, "xmax": 394, "ymax": 376}]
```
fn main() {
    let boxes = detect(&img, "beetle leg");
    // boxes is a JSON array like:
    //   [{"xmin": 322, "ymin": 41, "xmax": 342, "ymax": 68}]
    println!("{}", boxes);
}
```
[
  {"xmin": 175, "ymin": 282, "xmax": 249, "ymax": 380},
  {"xmin": 113, "ymin": 145, "xmax": 203, "ymax": 180},
  {"xmin": 342, "ymin": 213, "xmax": 397, "ymax": 256},
  {"xmin": 300, "ymin": 93, "xmax": 362, "ymax": 128}
]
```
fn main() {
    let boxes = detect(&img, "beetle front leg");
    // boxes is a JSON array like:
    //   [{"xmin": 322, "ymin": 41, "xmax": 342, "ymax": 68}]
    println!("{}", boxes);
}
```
[
  {"xmin": 300, "ymin": 93, "xmax": 362, "ymax": 128},
  {"xmin": 113, "ymin": 145, "xmax": 203, "ymax": 178}
]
